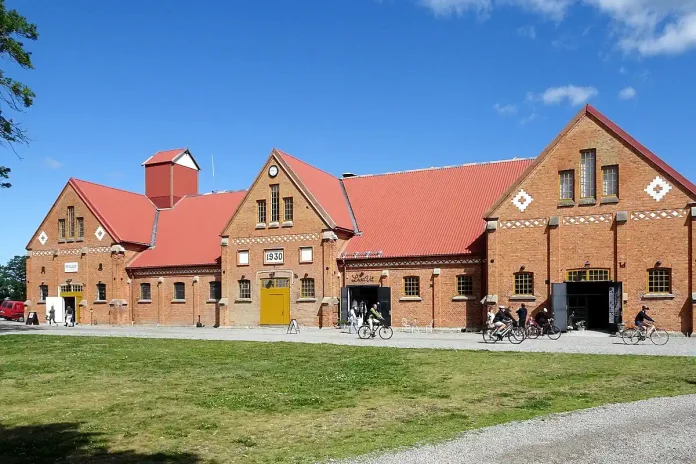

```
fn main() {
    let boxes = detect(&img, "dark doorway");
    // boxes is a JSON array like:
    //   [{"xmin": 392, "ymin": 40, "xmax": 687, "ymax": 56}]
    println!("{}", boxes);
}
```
[
  {"xmin": 343, "ymin": 285, "xmax": 391, "ymax": 326},
  {"xmin": 566, "ymin": 281, "xmax": 621, "ymax": 331},
  {"xmin": 62, "ymin": 297, "xmax": 76, "ymax": 324}
]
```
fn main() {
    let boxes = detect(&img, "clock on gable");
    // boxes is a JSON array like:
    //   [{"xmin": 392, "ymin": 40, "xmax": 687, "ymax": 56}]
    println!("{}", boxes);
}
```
[{"xmin": 268, "ymin": 165, "xmax": 279, "ymax": 178}]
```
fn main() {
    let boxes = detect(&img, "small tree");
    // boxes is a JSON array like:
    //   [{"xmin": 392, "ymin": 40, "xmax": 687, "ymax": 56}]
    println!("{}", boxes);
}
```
[
  {"xmin": 0, "ymin": 0, "xmax": 39, "ymax": 188},
  {"xmin": 0, "ymin": 255, "xmax": 27, "ymax": 301}
]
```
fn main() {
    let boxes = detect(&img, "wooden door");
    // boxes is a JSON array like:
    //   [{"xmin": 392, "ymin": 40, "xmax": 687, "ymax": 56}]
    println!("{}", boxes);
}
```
[{"xmin": 260, "ymin": 278, "xmax": 290, "ymax": 325}]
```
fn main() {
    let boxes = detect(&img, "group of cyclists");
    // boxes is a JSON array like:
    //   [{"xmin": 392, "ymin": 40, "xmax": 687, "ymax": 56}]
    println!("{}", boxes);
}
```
[{"xmin": 487, "ymin": 303, "xmax": 552, "ymax": 337}]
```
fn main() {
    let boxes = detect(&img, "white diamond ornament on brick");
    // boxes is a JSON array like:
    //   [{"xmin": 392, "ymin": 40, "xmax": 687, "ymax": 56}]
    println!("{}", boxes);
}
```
[
  {"xmin": 512, "ymin": 189, "xmax": 533, "ymax": 212},
  {"xmin": 38, "ymin": 231, "xmax": 48, "ymax": 245},
  {"xmin": 645, "ymin": 176, "xmax": 672, "ymax": 202},
  {"xmin": 94, "ymin": 226, "xmax": 106, "ymax": 241}
]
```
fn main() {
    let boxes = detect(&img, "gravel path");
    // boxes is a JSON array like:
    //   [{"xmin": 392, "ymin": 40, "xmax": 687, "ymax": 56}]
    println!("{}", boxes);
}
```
[
  {"xmin": 1, "ymin": 321, "xmax": 694, "ymax": 356},
  {"xmin": 339, "ymin": 394, "xmax": 696, "ymax": 464}
]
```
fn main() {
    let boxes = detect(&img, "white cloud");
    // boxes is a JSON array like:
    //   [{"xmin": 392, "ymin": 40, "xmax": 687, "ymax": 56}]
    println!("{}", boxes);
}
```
[
  {"xmin": 518, "ymin": 25, "xmax": 536, "ymax": 39},
  {"xmin": 520, "ymin": 112, "xmax": 538, "ymax": 125},
  {"xmin": 618, "ymin": 86, "xmax": 637, "ymax": 99},
  {"xmin": 493, "ymin": 103, "xmax": 518, "ymax": 115},
  {"xmin": 419, "ymin": 0, "xmax": 696, "ymax": 56},
  {"xmin": 530, "ymin": 85, "xmax": 599, "ymax": 106},
  {"xmin": 619, "ymin": 66, "xmax": 627, "ymax": 74},
  {"xmin": 42, "ymin": 157, "xmax": 62, "ymax": 170}
]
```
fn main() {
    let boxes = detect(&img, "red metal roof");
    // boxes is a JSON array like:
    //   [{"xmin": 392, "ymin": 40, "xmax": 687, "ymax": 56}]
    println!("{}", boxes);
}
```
[
  {"xmin": 129, "ymin": 190, "xmax": 246, "ymax": 268},
  {"xmin": 276, "ymin": 150, "xmax": 355, "ymax": 231},
  {"xmin": 342, "ymin": 159, "xmax": 534, "ymax": 259},
  {"xmin": 586, "ymin": 104, "xmax": 696, "ymax": 197},
  {"xmin": 142, "ymin": 148, "xmax": 187, "ymax": 166},
  {"xmin": 70, "ymin": 179, "xmax": 157, "ymax": 245}
]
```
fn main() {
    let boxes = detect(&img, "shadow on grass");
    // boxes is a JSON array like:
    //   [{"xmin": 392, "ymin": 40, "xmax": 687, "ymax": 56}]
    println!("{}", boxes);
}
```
[{"xmin": 0, "ymin": 422, "xmax": 205, "ymax": 463}]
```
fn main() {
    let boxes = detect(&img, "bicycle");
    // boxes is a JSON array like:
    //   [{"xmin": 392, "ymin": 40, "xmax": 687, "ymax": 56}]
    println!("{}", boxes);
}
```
[
  {"xmin": 526, "ymin": 318, "xmax": 561, "ymax": 340},
  {"xmin": 626, "ymin": 321, "xmax": 669, "ymax": 346},
  {"xmin": 483, "ymin": 321, "xmax": 525, "ymax": 344},
  {"xmin": 358, "ymin": 321, "xmax": 393, "ymax": 340}
]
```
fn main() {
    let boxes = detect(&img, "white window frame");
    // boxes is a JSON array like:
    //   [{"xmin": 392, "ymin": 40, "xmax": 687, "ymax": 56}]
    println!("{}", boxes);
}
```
[
  {"xmin": 580, "ymin": 150, "xmax": 596, "ymax": 199},
  {"xmin": 559, "ymin": 170, "xmax": 574, "ymax": 201},
  {"xmin": 299, "ymin": 246, "xmax": 313, "ymax": 264},
  {"xmin": 237, "ymin": 250, "xmax": 249, "ymax": 266},
  {"xmin": 602, "ymin": 165, "xmax": 619, "ymax": 197}
]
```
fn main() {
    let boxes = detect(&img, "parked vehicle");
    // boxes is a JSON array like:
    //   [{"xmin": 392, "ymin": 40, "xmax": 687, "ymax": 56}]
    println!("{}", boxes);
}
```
[{"xmin": 0, "ymin": 300, "xmax": 25, "ymax": 322}]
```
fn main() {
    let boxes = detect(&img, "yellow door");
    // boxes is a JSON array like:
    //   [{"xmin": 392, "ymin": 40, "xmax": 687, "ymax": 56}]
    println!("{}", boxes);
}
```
[{"xmin": 260, "ymin": 278, "xmax": 290, "ymax": 325}]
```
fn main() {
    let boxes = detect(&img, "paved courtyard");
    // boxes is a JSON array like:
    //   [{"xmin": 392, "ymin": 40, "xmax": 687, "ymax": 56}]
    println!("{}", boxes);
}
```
[{"xmin": 1, "ymin": 320, "xmax": 693, "ymax": 356}]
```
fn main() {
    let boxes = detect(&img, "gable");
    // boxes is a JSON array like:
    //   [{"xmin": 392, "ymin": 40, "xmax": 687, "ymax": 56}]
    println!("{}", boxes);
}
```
[
  {"xmin": 486, "ymin": 107, "xmax": 696, "ymax": 219},
  {"xmin": 27, "ymin": 183, "xmax": 115, "ymax": 250},
  {"xmin": 175, "ymin": 152, "xmax": 198, "ymax": 170},
  {"xmin": 222, "ymin": 151, "xmax": 329, "ymax": 237}
]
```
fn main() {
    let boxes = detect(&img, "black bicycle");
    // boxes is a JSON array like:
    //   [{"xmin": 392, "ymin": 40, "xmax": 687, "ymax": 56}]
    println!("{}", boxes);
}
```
[
  {"xmin": 358, "ymin": 321, "xmax": 393, "ymax": 340},
  {"xmin": 526, "ymin": 318, "xmax": 562, "ymax": 340},
  {"xmin": 483, "ymin": 321, "xmax": 525, "ymax": 344}
]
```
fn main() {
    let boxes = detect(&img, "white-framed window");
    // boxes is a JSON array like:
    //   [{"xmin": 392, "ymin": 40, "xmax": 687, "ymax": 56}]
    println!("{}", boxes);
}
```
[
  {"xmin": 580, "ymin": 149, "xmax": 596, "ymax": 199},
  {"xmin": 559, "ymin": 170, "xmax": 574, "ymax": 201},
  {"xmin": 39, "ymin": 285, "xmax": 48, "ymax": 302},
  {"xmin": 264, "ymin": 248, "xmax": 284, "ymax": 265},
  {"xmin": 284, "ymin": 197, "xmax": 293, "ymax": 222},
  {"xmin": 301, "ymin": 278, "xmax": 315, "ymax": 298},
  {"xmin": 238, "ymin": 280, "xmax": 251, "ymax": 299},
  {"xmin": 602, "ymin": 165, "xmax": 619, "ymax": 197},
  {"xmin": 257, "ymin": 200, "xmax": 266, "ymax": 224},
  {"xmin": 299, "ymin": 247, "xmax": 313, "ymax": 263},
  {"xmin": 237, "ymin": 250, "xmax": 249, "ymax": 266},
  {"xmin": 270, "ymin": 184, "xmax": 279, "ymax": 222}
]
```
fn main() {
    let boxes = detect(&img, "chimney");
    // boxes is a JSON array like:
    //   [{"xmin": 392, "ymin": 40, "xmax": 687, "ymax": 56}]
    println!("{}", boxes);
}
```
[{"xmin": 142, "ymin": 148, "xmax": 200, "ymax": 208}]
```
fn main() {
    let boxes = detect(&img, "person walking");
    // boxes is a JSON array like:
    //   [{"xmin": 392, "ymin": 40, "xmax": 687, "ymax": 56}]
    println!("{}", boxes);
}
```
[
  {"xmin": 48, "ymin": 305, "xmax": 56, "ymax": 326},
  {"xmin": 65, "ymin": 306, "xmax": 74, "ymax": 327},
  {"xmin": 348, "ymin": 305, "xmax": 358, "ymax": 334},
  {"xmin": 516, "ymin": 304, "xmax": 528, "ymax": 329}
]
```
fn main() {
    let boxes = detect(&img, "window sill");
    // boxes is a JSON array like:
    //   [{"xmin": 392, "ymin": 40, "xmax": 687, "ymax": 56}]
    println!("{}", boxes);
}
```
[
  {"xmin": 255, "ymin": 223, "xmax": 266, "ymax": 230},
  {"xmin": 268, "ymin": 222, "xmax": 280, "ymax": 229},
  {"xmin": 66, "ymin": 238, "xmax": 75, "ymax": 243},
  {"xmin": 600, "ymin": 196, "xmax": 619, "ymax": 205},
  {"xmin": 452, "ymin": 295, "xmax": 475, "ymax": 301},
  {"xmin": 510, "ymin": 295, "xmax": 537, "ymax": 301},
  {"xmin": 297, "ymin": 297, "xmax": 317, "ymax": 303},
  {"xmin": 93, "ymin": 300, "xmax": 107, "ymax": 305},
  {"xmin": 38, "ymin": 301, "xmax": 46, "ymax": 305},
  {"xmin": 642, "ymin": 293, "xmax": 675, "ymax": 300},
  {"xmin": 58, "ymin": 239, "xmax": 67, "ymax": 244},
  {"xmin": 282, "ymin": 221, "xmax": 294, "ymax": 228},
  {"xmin": 579, "ymin": 198, "xmax": 597, "ymax": 206},
  {"xmin": 237, "ymin": 263, "xmax": 249, "ymax": 267},
  {"xmin": 206, "ymin": 299, "xmax": 219, "ymax": 304},
  {"xmin": 137, "ymin": 299, "xmax": 152, "ymax": 304},
  {"xmin": 399, "ymin": 296, "xmax": 422, "ymax": 302},
  {"xmin": 557, "ymin": 199, "xmax": 575, "ymax": 208},
  {"xmin": 76, "ymin": 237, "xmax": 84, "ymax": 242},
  {"xmin": 235, "ymin": 298, "xmax": 252, "ymax": 303},
  {"xmin": 171, "ymin": 299, "xmax": 186, "ymax": 304}
]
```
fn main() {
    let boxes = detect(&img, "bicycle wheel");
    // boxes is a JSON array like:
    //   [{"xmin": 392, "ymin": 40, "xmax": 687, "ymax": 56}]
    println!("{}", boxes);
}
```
[
  {"xmin": 526, "ymin": 326, "xmax": 540, "ymax": 339},
  {"xmin": 628, "ymin": 329, "xmax": 642, "ymax": 345},
  {"xmin": 509, "ymin": 327, "xmax": 525, "ymax": 344},
  {"xmin": 650, "ymin": 329, "xmax": 669, "ymax": 346},
  {"xmin": 482, "ymin": 328, "xmax": 498, "ymax": 344},
  {"xmin": 620, "ymin": 329, "xmax": 631, "ymax": 345},
  {"xmin": 357, "ymin": 325, "xmax": 371, "ymax": 339},
  {"xmin": 379, "ymin": 326, "xmax": 393, "ymax": 340},
  {"xmin": 547, "ymin": 325, "xmax": 562, "ymax": 340}
]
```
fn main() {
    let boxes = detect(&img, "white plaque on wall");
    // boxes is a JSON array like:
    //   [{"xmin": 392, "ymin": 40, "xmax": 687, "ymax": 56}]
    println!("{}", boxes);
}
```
[
  {"xmin": 264, "ymin": 249, "xmax": 284, "ymax": 264},
  {"xmin": 64, "ymin": 262, "xmax": 79, "ymax": 273},
  {"xmin": 300, "ymin": 247, "xmax": 313, "ymax": 263}
]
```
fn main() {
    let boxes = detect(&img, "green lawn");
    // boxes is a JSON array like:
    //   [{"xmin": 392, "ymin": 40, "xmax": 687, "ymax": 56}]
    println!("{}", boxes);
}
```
[{"xmin": 0, "ymin": 336, "xmax": 695, "ymax": 463}]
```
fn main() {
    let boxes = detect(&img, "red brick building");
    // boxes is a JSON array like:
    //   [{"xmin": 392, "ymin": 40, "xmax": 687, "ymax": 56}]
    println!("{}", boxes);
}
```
[{"xmin": 24, "ymin": 106, "xmax": 696, "ymax": 334}]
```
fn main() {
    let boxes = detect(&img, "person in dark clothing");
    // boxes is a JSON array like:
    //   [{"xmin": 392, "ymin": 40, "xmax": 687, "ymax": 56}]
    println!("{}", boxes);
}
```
[
  {"xmin": 634, "ymin": 305, "xmax": 654, "ymax": 333},
  {"xmin": 516, "ymin": 304, "xmax": 528, "ymax": 329},
  {"xmin": 65, "ymin": 306, "xmax": 74, "ymax": 327},
  {"xmin": 534, "ymin": 308, "xmax": 549, "ymax": 327}
]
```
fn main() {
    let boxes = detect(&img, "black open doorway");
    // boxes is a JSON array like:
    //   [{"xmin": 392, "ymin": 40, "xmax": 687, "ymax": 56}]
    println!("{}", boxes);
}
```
[
  {"xmin": 341, "ymin": 286, "xmax": 392, "ymax": 326},
  {"xmin": 565, "ymin": 281, "xmax": 622, "ymax": 331}
]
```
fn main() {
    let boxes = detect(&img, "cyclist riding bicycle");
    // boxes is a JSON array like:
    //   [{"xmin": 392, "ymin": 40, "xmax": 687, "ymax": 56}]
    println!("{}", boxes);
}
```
[
  {"xmin": 634, "ymin": 305, "xmax": 654, "ymax": 333},
  {"xmin": 492, "ymin": 306, "xmax": 512, "ymax": 336},
  {"xmin": 367, "ymin": 303, "xmax": 384, "ymax": 335}
]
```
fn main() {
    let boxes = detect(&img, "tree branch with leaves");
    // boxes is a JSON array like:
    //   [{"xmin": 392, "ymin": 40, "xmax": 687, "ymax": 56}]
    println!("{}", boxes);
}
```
[{"xmin": 0, "ymin": 0, "xmax": 38, "ymax": 188}]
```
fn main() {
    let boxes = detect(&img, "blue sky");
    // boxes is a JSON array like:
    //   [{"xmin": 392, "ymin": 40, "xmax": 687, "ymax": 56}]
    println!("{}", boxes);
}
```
[{"xmin": 2, "ymin": 0, "xmax": 696, "ymax": 263}]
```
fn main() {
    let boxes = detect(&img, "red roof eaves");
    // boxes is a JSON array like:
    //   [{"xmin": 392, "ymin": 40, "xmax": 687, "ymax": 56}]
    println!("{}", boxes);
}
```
[
  {"xmin": 69, "ymin": 178, "xmax": 122, "ymax": 243},
  {"xmin": 585, "ymin": 104, "xmax": 696, "ymax": 197}
]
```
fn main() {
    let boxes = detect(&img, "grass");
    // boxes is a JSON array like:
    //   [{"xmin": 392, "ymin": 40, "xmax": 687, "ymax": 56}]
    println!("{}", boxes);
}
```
[{"xmin": 0, "ymin": 335, "xmax": 694, "ymax": 463}]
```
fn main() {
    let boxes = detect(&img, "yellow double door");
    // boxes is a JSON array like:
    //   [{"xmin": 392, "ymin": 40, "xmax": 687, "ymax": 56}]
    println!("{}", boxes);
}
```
[{"xmin": 259, "ymin": 278, "xmax": 290, "ymax": 325}]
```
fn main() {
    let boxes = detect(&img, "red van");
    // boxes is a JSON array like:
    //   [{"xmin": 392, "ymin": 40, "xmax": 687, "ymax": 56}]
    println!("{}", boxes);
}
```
[{"xmin": 0, "ymin": 300, "xmax": 25, "ymax": 322}]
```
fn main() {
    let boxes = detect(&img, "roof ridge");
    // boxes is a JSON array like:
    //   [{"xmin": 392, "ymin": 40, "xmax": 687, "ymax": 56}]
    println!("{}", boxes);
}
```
[
  {"xmin": 343, "ymin": 157, "xmax": 535, "ymax": 179},
  {"xmin": 185, "ymin": 189, "xmax": 247, "ymax": 198},
  {"xmin": 276, "ymin": 149, "xmax": 340, "ymax": 180},
  {"xmin": 71, "ymin": 178, "xmax": 146, "ymax": 198}
]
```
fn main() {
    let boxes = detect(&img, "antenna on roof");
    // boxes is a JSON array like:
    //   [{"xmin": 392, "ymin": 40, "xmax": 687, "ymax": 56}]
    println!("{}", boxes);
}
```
[{"xmin": 211, "ymin": 154, "xmax": 216, "ymax": 193}]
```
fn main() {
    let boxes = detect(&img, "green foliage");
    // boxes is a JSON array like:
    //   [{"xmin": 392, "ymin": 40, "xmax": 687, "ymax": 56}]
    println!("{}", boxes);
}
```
[
  {"xmin": 0, "ymin": 0, "xmax": 39, "ymax": 188},
  {"xmin": 0, "ymin": 255, "xmax": 26, "ymax": 300}
]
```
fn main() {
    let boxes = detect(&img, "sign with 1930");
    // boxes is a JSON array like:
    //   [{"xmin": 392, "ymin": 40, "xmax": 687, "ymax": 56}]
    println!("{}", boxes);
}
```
[{"xmin": 264, "ymin": 249, "xmax": 284, "ymax": 264}]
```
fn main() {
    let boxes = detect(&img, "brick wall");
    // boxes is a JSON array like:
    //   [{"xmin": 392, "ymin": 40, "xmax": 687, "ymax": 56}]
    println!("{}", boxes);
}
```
[{"xmin": 487, "ymin": 114, "xmax": 695, "ymax": 333}]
